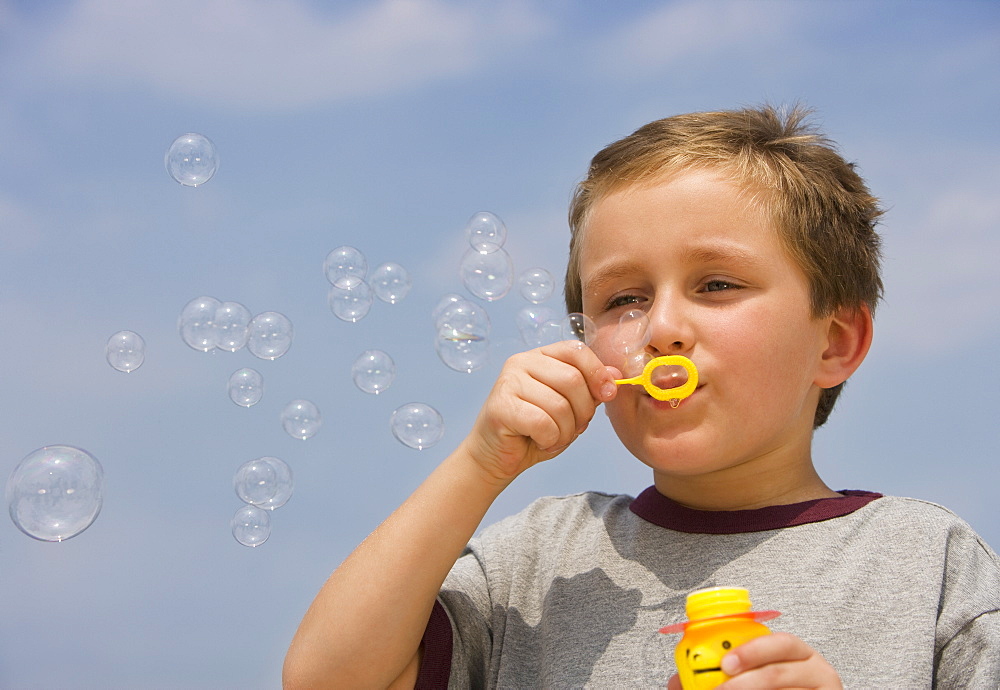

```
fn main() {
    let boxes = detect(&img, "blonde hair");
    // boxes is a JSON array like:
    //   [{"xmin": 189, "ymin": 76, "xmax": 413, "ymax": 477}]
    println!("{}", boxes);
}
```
[{"xmin": 565, "ymin": 105, "xmax": 883, "ymax": 427}]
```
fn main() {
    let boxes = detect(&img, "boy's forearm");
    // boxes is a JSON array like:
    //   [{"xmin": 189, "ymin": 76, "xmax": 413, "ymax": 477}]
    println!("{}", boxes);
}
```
[{"xmin": 283, "ymin": 444, "xmax": 510, "ymax": 689}]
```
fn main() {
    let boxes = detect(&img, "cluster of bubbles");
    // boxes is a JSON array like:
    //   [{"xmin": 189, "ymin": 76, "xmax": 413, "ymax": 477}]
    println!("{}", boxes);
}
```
[
  {"xmin": 231, "ymin": 456, "xmax": 293, "ymax": 547},
  {"xmin": 6, "ymin": 445, "xmax": 104, "ymax": 542},
  {"xmin": 325, "ymin": 246, "xmax": 412, "ymax": 323},
  {"xmin": 324, "ymin": 246, "xmax": 449, "ymax": 450},
  {"xmin": 165, "ymin": 133, "xmax": 219, "ymax": 187},
  {"xmin": 178, "ymin": 296, "xmax": 293, "ymax": 360},
  {"xmin": 434, "ymin": 211, "xmax": 596, "ymax": 371}
]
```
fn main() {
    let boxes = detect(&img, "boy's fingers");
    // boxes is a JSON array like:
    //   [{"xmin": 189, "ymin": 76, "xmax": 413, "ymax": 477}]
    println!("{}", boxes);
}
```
[
  {"xmin": 722, "ymin": 632, "xmax": 811, "ymax": 673},
  {"xmin": 719, "ymin": 633, "xmax": 842, "ymax": 689},
  {"xmin": 537, "ymin": 341, "xmax": 618, "ymax": 403}
]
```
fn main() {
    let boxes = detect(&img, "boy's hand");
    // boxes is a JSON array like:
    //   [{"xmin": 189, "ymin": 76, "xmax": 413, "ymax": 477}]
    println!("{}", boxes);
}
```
[
  {"xmin": 666, "ymin": 633, "xmax": 842, "ymax": 689},
  {"xmin": 460, "ymin": 341, "xmax": 618, "ymax": 485}
]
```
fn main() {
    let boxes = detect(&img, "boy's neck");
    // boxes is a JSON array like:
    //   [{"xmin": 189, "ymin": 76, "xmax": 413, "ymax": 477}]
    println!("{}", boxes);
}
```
[{"xmin": 652, "ymin": 461, "xmax": 840, "ymax": 512}]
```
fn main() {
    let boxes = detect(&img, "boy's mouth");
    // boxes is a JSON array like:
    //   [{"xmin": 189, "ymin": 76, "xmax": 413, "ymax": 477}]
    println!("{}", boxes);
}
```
[{"xmin": 649, "ymin": 363, "xmax": 690, "ymax": 391}]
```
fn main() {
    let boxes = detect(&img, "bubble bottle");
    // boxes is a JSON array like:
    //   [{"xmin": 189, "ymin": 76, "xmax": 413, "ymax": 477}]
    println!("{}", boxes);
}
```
[{"xmin": 660, "ymin": 587, "xmax": 780, "ymax": 689}]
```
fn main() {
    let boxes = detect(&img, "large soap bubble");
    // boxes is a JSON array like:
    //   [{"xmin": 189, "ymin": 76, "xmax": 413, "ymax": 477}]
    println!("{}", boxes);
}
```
[
  {"xmin": 561, "ymin": 313, "xmax": 597, "ymax": 350},
  {"xmin": 228, "ymin": 368, "xmax": 263, "ymax": 407},
  {"xmin": 179, "ymin": 296, "xmax": 221, "ymax": 352},
  {"xmin": 465, "ymin": 211, "xmax": 507, "ymax": 253},
  {"xmin": 6, "ymin": 445, "xmax": 104, "ymax": 542},
  {"xmin": 516, "ymin": 305, "xmax": 562, "ymax": 348},
  {"xmin": 247, "ymin": 311, "xmax": 293, "ymax": 360},
  {"xmin": 323, "ymin": 246, "xmax": 367, "ymax": 284},
  {"xmin": 106, "ymin": 330, "xmax": 145, "ymax": 373},
  {"xmin": 431, "ymin": 293, "xmax": 466, "ymax": 325},
  {"xmin": 281, "ymin": 400, "xmax": 322, "ymax": 440},
  {"xmin": 616, "ymin": 309, "xmax": 651, "ymax": 375},
  {"xmin": 352, "ymin": 350, "xmax": 395, "ymax": 394},
  {"xmin": 215, "ymin": 301, "xmax": 251, "ymax": 352},
  {"xmin": 435, "ymin": 299, "xmax": 490, "ymax": 373},
  {"xmin": 231, "ymin": 504, "xmax": 270, "ymax": 547},
  {"xmin": 370, "ymin": 262, "xmax": 411, "ymax": 304},
  {"xmin": 459, "ymin": 247, "xmax": 513, "ymax": 301},
  {"xmin": 390, "ymin": 403, "xmax": 445, "ymax": 450},
  {"xmin": 165, "ymin": 133, "xmax": 219, "ymax": 187},
  {"xmin": 328, "ymin": 275, "xmax": 374, "ymax": 322},
  {"xmin": 517, "ymin": 267, "xmax": 554, "ymax": 304}
]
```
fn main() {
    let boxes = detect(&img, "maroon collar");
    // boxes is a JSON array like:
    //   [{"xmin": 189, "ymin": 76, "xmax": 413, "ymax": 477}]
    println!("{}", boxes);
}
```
[{"xmin": 629, "ymin": 486, "xmax": 883, "ymax": 534}]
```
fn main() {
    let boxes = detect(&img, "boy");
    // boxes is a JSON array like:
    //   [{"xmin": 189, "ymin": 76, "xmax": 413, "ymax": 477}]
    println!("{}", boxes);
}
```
[{"xmin": 283, "ymin": 106, "xmax": 1000, "ymax": 688}]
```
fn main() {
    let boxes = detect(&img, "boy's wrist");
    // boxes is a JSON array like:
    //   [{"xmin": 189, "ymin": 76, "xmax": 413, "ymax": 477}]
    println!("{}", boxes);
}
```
[{"xmin": 448, "ymin": 437, "xmax": 520, "ymax": 495}]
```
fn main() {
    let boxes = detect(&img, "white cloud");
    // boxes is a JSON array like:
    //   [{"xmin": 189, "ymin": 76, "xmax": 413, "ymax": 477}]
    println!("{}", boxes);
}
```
[
  {"xmin": 593, "ymin": 0, "xmax": 819, "ymax": 79},
  {"xmin": 23, "ymin": 0, "xmax": 550, "ymax": 111}
]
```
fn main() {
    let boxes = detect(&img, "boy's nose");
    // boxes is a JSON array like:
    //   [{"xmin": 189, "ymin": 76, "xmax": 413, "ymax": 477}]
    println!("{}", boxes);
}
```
[{"xmin": 645, "ymin": 298, "xmax": 694, "ymax": 355}]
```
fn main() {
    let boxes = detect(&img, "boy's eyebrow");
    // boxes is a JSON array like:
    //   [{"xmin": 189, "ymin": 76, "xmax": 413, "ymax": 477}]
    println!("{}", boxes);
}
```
[
  {"xmin": 581, "ymin": 261, "xmax": 646, "ymax": 295},
  {"xmin": 583, "ymin": 245, "xmax": 764, "ymax": 295},
  {"xmin": 682, "ymin": 244, "xmax": 764, "ymax": 267}
]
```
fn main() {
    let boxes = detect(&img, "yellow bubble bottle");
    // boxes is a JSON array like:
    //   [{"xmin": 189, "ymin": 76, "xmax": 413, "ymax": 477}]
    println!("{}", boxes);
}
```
[{"xmin": 659, "ymin": 587, "xmax": 780, "ymax": 689}]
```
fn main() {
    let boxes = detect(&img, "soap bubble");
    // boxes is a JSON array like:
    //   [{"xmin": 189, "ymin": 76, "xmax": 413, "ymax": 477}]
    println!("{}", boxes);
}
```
[
  {"xmin": 106, "ymin": 330, "xmax": 145, "ymax": 373},
  {"xmin": 615, "ymin": 309, "xmax": 651, "ymax": 354},
  {"xmin": 228, "ymin": 368, "xmax": 263, "ymax": 407},
  {"xmin": 255, "ymin": 457, "xmax": 292, "ymax": 510},
  {"xmin": 516, "ymin": 305, "xmax": 560, "ymax": 348},
  {"xmin": 460, "ymin": 247, "xmax": 513, "ymax": 301},
  {"xmin": 215, "ymin": 301, "xmax": 251, "ymax": 352},
  {"xmin": 234, "ymin": 456, "xmax": 292, "ymax": 511},
  {"xmin": 391, "ymin": 403, "xmax": 445, "ymax": 450},
  {"xmin": 435, "ymin": 299, "xmax": 490, "ymax": 373},
  {"xmin": 6, "ymin": 445, "xmax": 103, "ymax": 542},
  {"xmin": 233, "ymin": 457, "xmax": 276, "ymax": 506},
  {"xmin": 179, "ymin": 296, "xmax": 221, "ymax": 352},
  {"xmin": 231, "ymin": 504, "xmax": 270, "ymax": 547},
  {"xmin": 561, "ymin": 313, "xmax": 596, "ymax": 349},
  {"xmin": 328, "ymin": 275, "xmax": 374, "ymax": 322},
  {"xmin": 352, "ymin": 350, "xmax": 395, "ymax": 394},
  {"xmin": 323, "ymin": 246, "xmax": 367, "ymax": 284},
  {"xmin": 431, "ymin": 293, "xmax": 466, "ymax": 325},
  {"xmin": 465, "ymin": 211, "xmax": 507, "ymax": 253},
  {"xmin": 517, "ymin": 268, "xmax": 554, "ymax": 304},
  {"xmin": 281, "ymin": 399, "xmax": 322, "ymax": 440},
  {"xmin": 610, "ymin": 309, "xmax": 651, "ymax": 375},
  {"xmin": 165, "ymin": 133, "xmax": 219, "ymax": 187},
  {"xmin": 247, "ymin": 311, "xmax": 293, "ymax": 360},
  {"xmin": 370, "ymin": 262, "xmax": 411, "ymax": 304}
]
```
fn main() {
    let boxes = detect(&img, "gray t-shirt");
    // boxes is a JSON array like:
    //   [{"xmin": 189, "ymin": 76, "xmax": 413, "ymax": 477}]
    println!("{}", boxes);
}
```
[{"xmin": 418, "ymin": 489, "xmax": 1000, "ymax": 688}]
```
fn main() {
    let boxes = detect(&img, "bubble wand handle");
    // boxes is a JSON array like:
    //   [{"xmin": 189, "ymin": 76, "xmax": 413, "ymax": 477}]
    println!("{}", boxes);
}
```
[{"xmin": 614, "ymin": 355, "xmax": 698, "ymax": 402}]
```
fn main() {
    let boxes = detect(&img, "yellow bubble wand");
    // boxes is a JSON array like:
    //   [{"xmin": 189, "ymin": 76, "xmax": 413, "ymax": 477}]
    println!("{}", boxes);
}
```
[{"xmin": 614, "ymin": 355, "xmax": 698, "ymax": 402}]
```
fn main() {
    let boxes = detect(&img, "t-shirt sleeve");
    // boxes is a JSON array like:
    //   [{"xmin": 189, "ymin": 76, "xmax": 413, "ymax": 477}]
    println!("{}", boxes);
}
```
[
  {"xmin": 934, "ymin": 524, "xmax": 1000, "ymax": 687},
  {"xmin": 935, "ymin": 610, "xmax": 1000, "ymax": 687},
  {"xmin": 417, "ymin": 542, "xmax": 495, "ymax": 688}
]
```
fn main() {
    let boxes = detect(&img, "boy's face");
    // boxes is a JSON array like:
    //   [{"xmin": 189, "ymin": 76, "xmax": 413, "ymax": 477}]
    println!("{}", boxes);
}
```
[{"xmin": 579, "ymin": 169, "xmax": 835, "ymax": 499}]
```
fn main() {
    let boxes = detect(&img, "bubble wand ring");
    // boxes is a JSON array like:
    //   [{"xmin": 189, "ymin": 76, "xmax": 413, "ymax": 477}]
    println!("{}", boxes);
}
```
[{"xmin": 614, "ymin": 355, "xmax": 698, "ymax": 402}]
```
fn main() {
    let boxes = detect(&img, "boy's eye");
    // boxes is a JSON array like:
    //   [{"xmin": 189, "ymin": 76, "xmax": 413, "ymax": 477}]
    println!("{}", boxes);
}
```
[
  {"xmin": 604, "ymin": 294, "xmax": 643, "ymax": 310},
  {"xmin": 702, "ymin": 279, "xmax": 742, "ymax": 293}
]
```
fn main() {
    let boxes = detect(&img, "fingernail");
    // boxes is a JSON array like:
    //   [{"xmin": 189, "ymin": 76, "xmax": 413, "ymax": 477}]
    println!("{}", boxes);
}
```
[
  {"xmin": 721, "ymin": 653, "xmax": 740, "ymax": 675},
  {"xmin": 601, "ymin": 381, "xmax": 616, "ymax": 400}
]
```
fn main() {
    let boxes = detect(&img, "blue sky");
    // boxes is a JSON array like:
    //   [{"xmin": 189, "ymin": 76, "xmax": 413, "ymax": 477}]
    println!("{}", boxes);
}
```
[{"xmin": 1, "ymin": 1, "xmax": 998, "ymax": 687}]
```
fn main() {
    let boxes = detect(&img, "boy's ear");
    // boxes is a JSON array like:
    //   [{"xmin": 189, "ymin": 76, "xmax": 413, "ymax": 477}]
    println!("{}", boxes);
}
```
[{"xmin": 815, "ymin": 304, "xmax": 874, "ymax": 389}]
